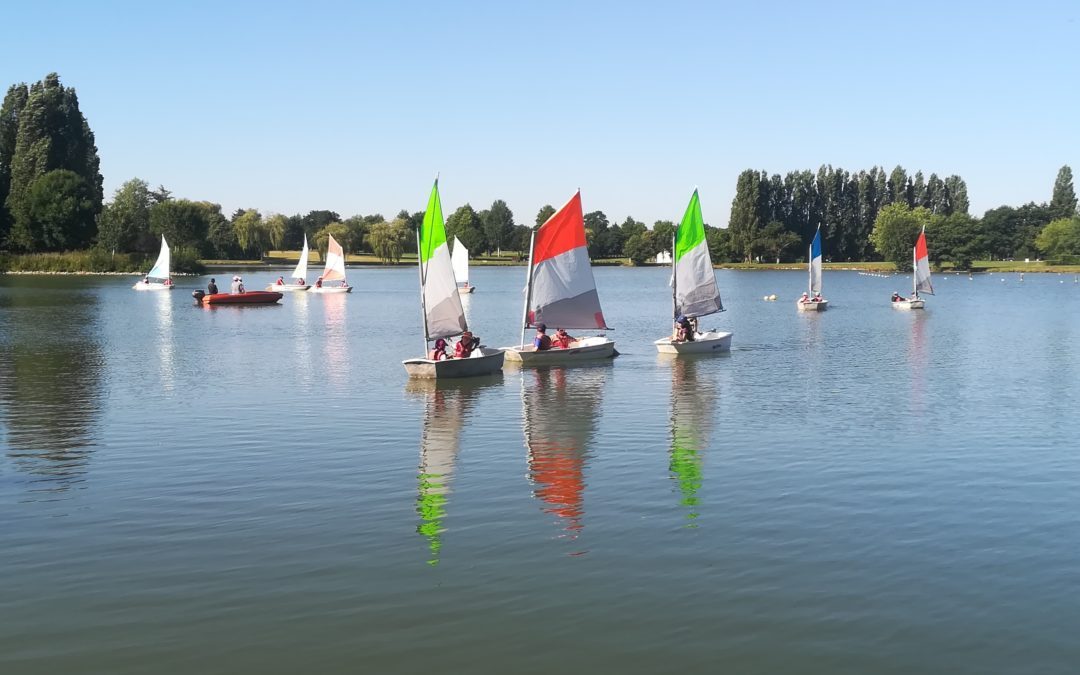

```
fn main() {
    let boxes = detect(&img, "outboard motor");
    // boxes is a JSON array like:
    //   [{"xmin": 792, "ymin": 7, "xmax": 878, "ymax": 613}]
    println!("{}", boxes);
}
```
[{"xmin": 192, "ymin": 290, "xmax": 205, "ymax": 301}]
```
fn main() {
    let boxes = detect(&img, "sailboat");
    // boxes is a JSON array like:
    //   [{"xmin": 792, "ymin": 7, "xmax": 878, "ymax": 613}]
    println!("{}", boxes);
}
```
[
  {"xmin": 402, "ymin": 179, "xmax": 505, "ymax": 379},
  {"xmin": 502, "ymin": 190, "xmax": 616, "ymax": 364},
  {"xmin": 132, "ymin": 235, "xmax": 174, "ymax": 290},
  {"xmin": 451, "ymin": 236, "xmax": 475, "ymax": 293},
  {"xmin": 267, "ymin": 235, "xmax": 312, "ymax": 291},
  {"xmin": 796, "ymin": 225, "xmax": 828, "ymax": 311},
  {"xmin": 308, "ymin": 234, "xmax": 352, "ymax": 293},
  {"xmin": 654, "ymin": 189, "xmax": 733, "ymax": 354},
  {"xmin": 892, "ymin": 226, "xmax": 933, "ymax": 310}
]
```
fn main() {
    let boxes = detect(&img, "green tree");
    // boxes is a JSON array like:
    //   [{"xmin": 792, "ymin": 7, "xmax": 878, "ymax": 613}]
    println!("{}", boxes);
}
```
[
  {"xmin": 302, "ymin": 210, "xmax": 340, "ymax": 242},
  {"xmin": 652, "ymin": 220, "xmax": 675, "ymax": 251},
  {"xmin": 446, "ymin": 204, "xmax": 485, "ymax": 253},
  {"xmin": 265, "ymin": 213, "xmax": 288, "ymax": 250},
  {"xmin": 624, "ymin": 230, "xmax": 660, "ymax": 265},
  {"xmin": 759, "ymin": 221, "xmax": 802, "ymax": 263},
  {"xmin": 97, "ymin": 178, "xmax": 152, "ymax": 253},
  {"xmin": 870, "ymin": 203, "xmax": 929, "ymax": 271},
  {"xmin": 4, "ymin": 74, "xmax": 102, "ymax": 250},
  {"xmin": 930, "ymin": 212, "xmax": 984, "ymax": 270},
  {"xmin": 1035, "ymin": 217, "xmax": 1080, "ymax": 259},
  {"xmin": 1050, "ymin": 165, "xmax": 1077, "ymax": 219},
  {"xmin": 706, "ymin": 226, "xmax": 737, "ymax": 263},
  {"xmin": 483, "ymin": 199, "xmax": 514, "ymax": 254},
  {"xmin": 367, "ymin": 219, "xmax": 409, "ymax": 263},
  {"xmin": 0, "ymin": 83, "xmax": 30, "ymax": 241},
  {"xmin": 728, "ymin": 169, "xmax": 764, "ymax": 262},
  {"xmin": 232, "ymin": 209, "xmax": 267, "ymax": 257},
  {"xmin": 206, "ymin": 206, "xmax": 240, "ymax": 258},
  {"xmin": 10, "ymin": 169, "xmax": 96, "ymax": 250},
  {"xmin": 535, "ymin": 204, "xmax": 555, "ymax": 227},
  {"xmin": 149, "ymin": 199, "xmax": 209, "ymax": 249}
]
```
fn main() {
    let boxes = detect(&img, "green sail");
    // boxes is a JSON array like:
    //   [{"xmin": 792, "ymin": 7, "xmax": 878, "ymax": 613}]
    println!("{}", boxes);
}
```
[
  {"xmin": 674, "ymin": 189, "xmax": 706, "ymax": 261},
  {"xmin": 420, "ymin": 179, "xmax": 447, "ymax": 264}
]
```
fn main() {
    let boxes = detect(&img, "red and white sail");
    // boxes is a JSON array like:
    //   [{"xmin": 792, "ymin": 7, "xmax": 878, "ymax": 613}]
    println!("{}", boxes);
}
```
[
  {"xmin": 913, "ymin": 228, "xmax": 934, "ymax": 296},
  {"xmin": 321, "ymin": 234, "xmax": 347, "ymax": 282},
  {"xmin": 525, "ymin": 191, "xmax": 609, "ymax": 330}
]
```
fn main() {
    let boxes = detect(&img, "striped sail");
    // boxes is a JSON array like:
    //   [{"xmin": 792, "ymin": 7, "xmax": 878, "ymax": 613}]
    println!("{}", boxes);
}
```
[
  {"xmin": 321, "ymin": 235, "xmax": 347, "ymax": 282},
  {"xmin": 526, "ymin": 191, "xmax": 609, "ymax": 330},
  {"xmin": 451, "ymin": 236, "xmax": 469, "ymax": 287},
  {"xmin": 673, "ymin": 189, "xmax": 722, "ymax": 318},
  {"xmin": 419, "ymin": 180, "xmax": 468, "ymax": 340},
  {"xmin": 146, "ymin": 236, "xmax": 171, "ymax": 280},
  {"xmin": 914, "ymin": 228, "xmax": 934, "ymax": 296},
  {"xmin": 809, "ymin": 227, "xmax": 823, "ymax": 296},
  {"xmin": 291, "ymin": 235, "xmax": 310, "ymax": 282}
]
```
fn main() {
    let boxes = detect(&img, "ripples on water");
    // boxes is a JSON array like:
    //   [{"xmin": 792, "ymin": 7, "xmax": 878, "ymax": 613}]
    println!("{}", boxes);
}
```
[{"xmin": 2, "ymin": 269, "xmax": 1080, "ymax": 674}]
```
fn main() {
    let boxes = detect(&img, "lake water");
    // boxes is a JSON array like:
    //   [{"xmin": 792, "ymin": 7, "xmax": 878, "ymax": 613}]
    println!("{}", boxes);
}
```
[{"xmin": 2, "ymin": 267, "xmax": 1080, "ymax": 674}]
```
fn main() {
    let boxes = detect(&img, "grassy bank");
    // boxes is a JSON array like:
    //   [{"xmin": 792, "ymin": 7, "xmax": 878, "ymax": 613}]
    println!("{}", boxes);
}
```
[{"xmin": 1, "ymin": 249, "xmax": 204, "ymax": 274}]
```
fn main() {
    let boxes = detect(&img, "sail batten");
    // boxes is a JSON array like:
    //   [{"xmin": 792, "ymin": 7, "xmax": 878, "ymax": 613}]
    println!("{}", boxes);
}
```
[
  {"xmin": 673, "ymin": 190, "xmax": 722, "ymax": 318},
  {"xmin": 420, "ymin": 180, "xmax": 468, "ymax": 340},
  {"xmin": 914, "ymin": 228, "xmax": 934, "ymax": 296},
  {"xmin": 525, "ymin": 191, "xmax": 609, "ymax": 330}
]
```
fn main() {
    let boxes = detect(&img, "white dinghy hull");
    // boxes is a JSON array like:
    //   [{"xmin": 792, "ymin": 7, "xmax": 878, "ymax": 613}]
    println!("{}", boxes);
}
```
[
  {"xmin": 132, "ymin": 282, "xmax": 173, "ymax": 291},
  {"xmin": 891, "ymin": 299, "xmax": 925, "ymax": 310},
  {"xmin": 457, "ymin": 286, "xmax": 475, "ymax": 294},
  {"xmin": 266, "ymin": 283, "xmax": 311, "ymax": 292},
  {"xmin": 502, "ymin": 336, "xmax": 617, "ymax": 365},
  {"xmin": 797, "ymin": 300, "xmax": 828, "ymax": 312},
  {"xmin": 309, "ymin": 285, "xmax": 353, "ymax": 294},
  {"xmin": 654, "ymin": 331, "xmax": 733, "ymax": 354},
  {"xmin": 403, "ymin": 347, "xmax": 505, "ymax": 379}
]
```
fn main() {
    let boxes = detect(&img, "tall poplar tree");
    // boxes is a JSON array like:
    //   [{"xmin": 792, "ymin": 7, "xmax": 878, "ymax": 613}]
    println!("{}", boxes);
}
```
[
  {"xmin": 0, "ymin": 83, "xmax": 29, "ymax": 242},
  {"xmin": 1050, "ymin": 165, "xmax": 1077, "ymax": 218}
]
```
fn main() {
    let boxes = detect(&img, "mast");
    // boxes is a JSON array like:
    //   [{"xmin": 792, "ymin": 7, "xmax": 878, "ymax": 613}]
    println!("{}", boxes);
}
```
[
  {"xmin": 807, "ymin": 240, "xmax": 813, "ymax": 295},
  {"xmin": 519, "ymin": 229, "xmax": 537, "ymax": 348},
  {"xmin": 417, "ymin": 230, "xmax": 430, "ymax": 356},
  {"xmin": 671, "ymin": 231, "xmax": 677, "ymax": 321},
  {"xmin": 912, "ymin": 238, "xmax": 918, "ymax": 299}
]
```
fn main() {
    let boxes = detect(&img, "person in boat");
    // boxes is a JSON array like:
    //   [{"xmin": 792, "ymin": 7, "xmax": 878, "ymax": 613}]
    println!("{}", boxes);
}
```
[
  {"xmin": 454, "ymin": 331, "xmax": 479, "ymax": 358},
  {"xmin": 237, "ymin": 277, "xmax": 246, "ymax": 293},
  {"xmin": 800, "ymin": 292, "xmax": 809, "ymax": 303},
  {"xmin": 230, "ymin": 276, "xmax": 241, "ymax": 293},
  {"xmin": 673, "ymin": 315, "xmax": 695, "ymax": 342},
  {"xmin": 429, "ymin": 338, "xmax": 450, "ymax": 361},
  {"xmin": 163, "ymin": 278, "xmax": 173, "ymax": 286},
  {"xmin": 812, "ymin": 292, "xmax": 822, "ymax": 302},
  {"xmin": 551, "ymin": 328, "xmax": 575, "ymax": 349},
  {"xmin": 891, "ymin": 291, "xmax": 907, "ymax": 302},
  {"xmin": 276, "ymin": 276, "xmax": 284, "ymax": 285},
  {"xmin": 297, "ymin": 278, "xmax": 306, "ymax": 286},
  {"xmin": 315, "ymin": 277, "xmax": 323, "ymax": 289},
  {"xmin": 532, "ymin": 323, "xmax": 552, "ymax": 351},
  {"xmin": 142, "ymin": 276, "xmax": 150, "ymax": 284},
  {"xmin": 207, "ymin": 278, "xmax": 218, "ymax": 294}
]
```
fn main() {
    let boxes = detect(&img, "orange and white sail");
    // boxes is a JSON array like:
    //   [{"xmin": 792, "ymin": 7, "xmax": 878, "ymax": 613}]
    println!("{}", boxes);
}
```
[
  {"xmin": 913, "ymin": 227, "xmax": 934, "ymax": 297},
  {"xmin": 321, "ymin": 234, "xmax": 347, "ymax": 282}
]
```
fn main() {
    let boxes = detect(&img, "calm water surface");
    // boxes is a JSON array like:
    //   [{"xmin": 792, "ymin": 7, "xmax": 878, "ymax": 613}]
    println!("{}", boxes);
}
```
[{"xmin": 2, "ymin": 268, "xmax": 1080, "ymax": 674}]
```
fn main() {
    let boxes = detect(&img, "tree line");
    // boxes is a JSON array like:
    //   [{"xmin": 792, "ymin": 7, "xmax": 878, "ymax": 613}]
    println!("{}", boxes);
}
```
[{"xmin": 2, "ymin": 73, "xmax": 1078, "ymax": 269}]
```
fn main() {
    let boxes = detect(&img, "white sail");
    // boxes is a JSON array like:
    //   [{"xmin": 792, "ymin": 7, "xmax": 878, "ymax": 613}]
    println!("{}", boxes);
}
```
[
  {"xmin": 420, "ymin": 180, "xmax": 468, "ymax": 339},
  {"xmin": 291, "ymin": 236, "xmax": 310, "ymax": 282},
  {"xmin": 451, "ymin": 236, "xmax": 469, "ymax": 287},
  {"xmin": 146, "ymin": 236, "xmax": 171, "ymax": 280},
  {"xmin": 321, "ymin": 235, "xmax": 347, "ymax": 282},
  {"xmin": 809, "ymin": 227, "xmax": 823, "ymax": 296},
  {"xmin": 673, "ymin": 190, "xmax": 722, "ymax": 319}
]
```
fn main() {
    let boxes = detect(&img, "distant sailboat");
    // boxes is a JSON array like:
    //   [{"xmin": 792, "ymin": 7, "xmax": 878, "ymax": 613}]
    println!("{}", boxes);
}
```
[
  {"xmin": 797, "ymin": 226, "xmax": 828, "ymax": 311},
  {"xmin": 893, "ymin": 226, "xmax": 933, "ymax": 310},
  {"xmin": 451, "ymin": 236, "xmax": 475, "ymax": 293},
  {"xmin": 133, "ymin": 236, "xmax": 174, "ymax": 291},
  {"xmin": 308, "ymin": 234, "xmax": 352, "ymax": 293},
  {"xmin": 654, "ymin": 189, "xmax": 733, "ymax": 354},
  {"xmin": 402, "ymin": 179, "xmax": 504, "ymax": 379},
  {"xmin": 502, "ymin": 190, "xmax": 616, "ymax": 364},
  {"xmin": 268, "ymin": 235, "xmax": 312, "ymax": 291}
]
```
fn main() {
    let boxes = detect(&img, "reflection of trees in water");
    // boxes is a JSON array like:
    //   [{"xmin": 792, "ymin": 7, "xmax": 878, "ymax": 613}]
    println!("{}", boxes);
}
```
[
  {"xmin": 408, "ymin": 378, "xmax": 495, "ymax": 565},
  {"xmin": 523, "ymin": 367, "xmax": 607, "ymax": 540},
  {"xmin": 0, "ymin": 296, "xmax": 103, "ymax": 493},
  {"xmin": 668, "ymin": 358, "xmax": 717, "ymax": 525}
]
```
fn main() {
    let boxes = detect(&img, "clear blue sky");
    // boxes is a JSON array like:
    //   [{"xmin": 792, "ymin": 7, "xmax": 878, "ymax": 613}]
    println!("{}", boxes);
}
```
[{"xmin": 3, "ymin": 0, "xmax": 1077, "ymax": 227}]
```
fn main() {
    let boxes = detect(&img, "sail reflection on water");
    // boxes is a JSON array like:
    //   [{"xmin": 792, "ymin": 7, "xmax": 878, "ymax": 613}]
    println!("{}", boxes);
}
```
[
  {"xmin": 322, "ymin": 293, "xmax": 349, "ymax": 388},
  {"xmin": 154, "ymin": 289, "xmax": 175, "ymax": 392},
  {"xmin": 407, "ymin": 376, "xmax": 499, "ymax": 565},
  {"xmin": 667, "ymin": 357, "xmax": 717, "ymax": 525},
  {"xmin": 522, "ymin": 366, "xmax": 608, "ymax": 542}
]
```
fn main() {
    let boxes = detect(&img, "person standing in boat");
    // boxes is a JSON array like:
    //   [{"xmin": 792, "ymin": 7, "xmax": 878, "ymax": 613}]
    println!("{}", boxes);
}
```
[
  {"xmin": 230, "ymin": 276, "xmax": 240, "ymax": 293},
  {"xmin": 532, "ymin": 323, "xmax": 552, "ymax": 351},
  {"xmin": 207, "ymin": 278, "xmax": 219, "ymax": 294}
]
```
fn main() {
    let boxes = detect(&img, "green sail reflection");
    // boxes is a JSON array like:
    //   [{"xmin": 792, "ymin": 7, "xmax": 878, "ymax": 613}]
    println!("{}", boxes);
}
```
[{"xmin": 667, "ymin": 358, "xmax": 716, "ymax": 526}]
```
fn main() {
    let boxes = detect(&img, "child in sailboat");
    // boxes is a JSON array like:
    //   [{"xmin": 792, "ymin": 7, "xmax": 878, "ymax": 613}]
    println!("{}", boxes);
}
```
[
  {"xmin": 533, "ymin": 324, "xmax": 552, "ymax": 351},
  {"xmin": 673, "ymin": 316, "xmax": 695, "ymax": 342},
  {"xmin": 454, "ymin": 331, "xmax": 480, "ymax": 358},
  {"xmin": 429, "ymin": 338, "xmax": 450, "ymax": 361},
  {"xmin": 551, "ymin": 328, "xmax": 575, "ymax": 349}
]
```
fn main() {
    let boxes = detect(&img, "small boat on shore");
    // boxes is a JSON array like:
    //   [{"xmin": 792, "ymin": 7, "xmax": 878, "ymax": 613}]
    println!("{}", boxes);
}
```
[
  {"xmin": 892, "ymin": 227, "xmax": 934, "ymax": 310},
  {"xmin": 192, "ymin": 290, "xmax": 283, "ymax": 305},
  {"xmin": 133, "ymin": 236, "xmax": 174, "ymax": 291},
  {"xmin": 502, "ymin": 190, "xmax": 616, "ymax": 364},
  {"xmin": 654, "ymin": 189, "xmax": 732, "ymax": 355},
  {"xmin": 402, "ymin": 179, "xmax": 504, "ymax": 379},
  {"xmin": 267, "ymin": 235, "xmax": 312, "ymax": 291}
]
